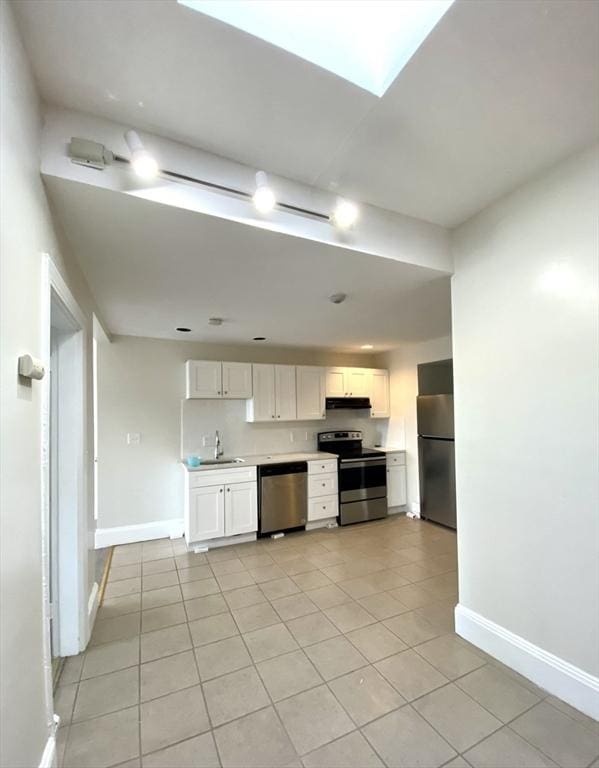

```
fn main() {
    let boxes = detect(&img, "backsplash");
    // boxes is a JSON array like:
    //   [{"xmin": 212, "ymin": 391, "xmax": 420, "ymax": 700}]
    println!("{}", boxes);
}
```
[{"xmin": 181, "ymin": 399, "xmax": 388, "ymax": 459}]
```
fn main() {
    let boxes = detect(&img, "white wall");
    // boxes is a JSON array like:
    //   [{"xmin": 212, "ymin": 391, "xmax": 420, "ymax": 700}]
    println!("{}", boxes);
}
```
[
  {"xmin": 452, "ymin": 146, "xmax": 599, "ymax": 695},
  {"xmin": 382, "ymin": 337, "xmax": 453, "ymax": 512},
  {"xmin": 0, "ymin": 5, "xmax": 102, "ymax": 766},
  {"xmin": 97, "ymin": 335, "xmax": 386, "ymax": 531}
]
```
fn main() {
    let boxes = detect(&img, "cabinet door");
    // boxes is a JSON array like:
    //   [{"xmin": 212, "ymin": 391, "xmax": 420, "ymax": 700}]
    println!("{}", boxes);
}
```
[
  {"xmin": 186, "ymin": 360, "xmax": 222, "ymax": 398},
  {"xmin": 248, "ymin": 364, "xmax": 276, "ymax": 421},
  {"xmin": 347, "ymin": 368, "xmax": 371, "ymax": 397},
  {"xmin": 275, "ymin": 365, "xmax": 297, "ymax": 421},
  {"xmin": 370, "ymin": 369, "xmax": 390, "ymax": 417},
  {"xmin": 225, "ymin": 482, "xmax": 258, "ymax": 536},
  {"xmin": 387, "ymin": 465, "xmax": 407, "ymax": 507},
  {"xmin": 222, "ymin": 362, "xmax": 252, "ymax": 399},
  {"xmin": 325, "ymin": 367, "xmax": 348, "ymax": 397},
  {"xmin": 188, "ymin": 485, "xmax": 225, "ymax": 540},
  {"xmin": 296, "ymin": 366, "xmax": 325, "ymax": 420}
]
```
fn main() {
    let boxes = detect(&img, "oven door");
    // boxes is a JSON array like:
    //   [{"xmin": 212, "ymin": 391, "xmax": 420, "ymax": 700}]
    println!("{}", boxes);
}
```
[{"xmin": 339, "ymin": 457, "xmax": 387, "ymax": 502}]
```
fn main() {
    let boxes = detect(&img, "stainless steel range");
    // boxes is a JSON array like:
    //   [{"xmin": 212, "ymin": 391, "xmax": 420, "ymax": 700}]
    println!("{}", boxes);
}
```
[{"xmin": 317, "ymin": 430, "xmax": 387, "ymax": 525}]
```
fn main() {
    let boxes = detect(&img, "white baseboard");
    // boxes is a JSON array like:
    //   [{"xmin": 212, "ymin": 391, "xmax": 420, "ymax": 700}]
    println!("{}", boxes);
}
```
[
  {"xmin": 455, "ymin": 603, "xmax": 599, "ymax": 720},
  {"xmin": 39, "ymin": 734, "xmax": 56, "ymax": 768},
  {"xmin": 187, "ymin": 532, "xmax": 256, "ymax": 550},
  {"xmin": 95, "ymin": 519, "xmax": 184, "ymax": 547}
]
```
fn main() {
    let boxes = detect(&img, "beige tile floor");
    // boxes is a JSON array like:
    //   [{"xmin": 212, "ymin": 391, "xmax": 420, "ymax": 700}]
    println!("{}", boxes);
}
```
[{"xmin": 55, "ymin": 516, "xmax": 599, "ymax": 768}]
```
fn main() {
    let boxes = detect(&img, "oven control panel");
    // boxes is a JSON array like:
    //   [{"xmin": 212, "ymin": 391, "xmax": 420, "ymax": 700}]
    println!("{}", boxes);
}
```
[{"xmin": 318, "ymin": 431, "xmax": 362, "ymax": 442}]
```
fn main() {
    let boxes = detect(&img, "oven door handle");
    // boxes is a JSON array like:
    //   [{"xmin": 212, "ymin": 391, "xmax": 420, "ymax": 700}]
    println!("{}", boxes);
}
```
[{"xmin": 340, "ymin": 458, "xmax": 387, "ymax": 468}]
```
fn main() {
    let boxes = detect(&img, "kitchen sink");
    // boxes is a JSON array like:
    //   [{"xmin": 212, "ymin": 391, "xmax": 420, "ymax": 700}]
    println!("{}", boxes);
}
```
[{"xmin": 200, "ymin": 457, "xmax": 245, "ymax": 465}]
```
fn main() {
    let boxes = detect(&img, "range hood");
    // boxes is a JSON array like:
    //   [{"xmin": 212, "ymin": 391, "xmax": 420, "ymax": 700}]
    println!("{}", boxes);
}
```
[{"xmin": 325, "ymin": 397, "xmax": 372, "ymax": 410}]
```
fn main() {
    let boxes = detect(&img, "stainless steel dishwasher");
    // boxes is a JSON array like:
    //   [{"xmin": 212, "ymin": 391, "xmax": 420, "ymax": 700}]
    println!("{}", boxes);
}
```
[{"xmin": 259, "ymin": 462, "xmax": 307, "ymax": 535}]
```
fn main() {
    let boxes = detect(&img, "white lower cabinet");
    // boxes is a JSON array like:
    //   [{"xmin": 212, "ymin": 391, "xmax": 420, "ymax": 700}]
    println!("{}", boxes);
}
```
[
  {"xmin": 386, "ymin": 452, "xmax": 407, "ymax": 507},
  {"xmin": 308, "ymin": 473, "xmax": 338, "ymax": 497},
  {"xmin": 307, "ymin": 460, "xmax": 339, "ymax": 522},
  {"xmin": 225, "ymin": 481, "xmax": 258, "ymax": 536},
  {"xmin": 308, "ymin": 495, "xmax": 338, "ymax": 522},
  {"xmin": 188, "ymin": 485, "xmax": 225, "ymax": 541},
  {"xmin": 185, "ymin": 467, "xmax": 257, "ymax": 544}
]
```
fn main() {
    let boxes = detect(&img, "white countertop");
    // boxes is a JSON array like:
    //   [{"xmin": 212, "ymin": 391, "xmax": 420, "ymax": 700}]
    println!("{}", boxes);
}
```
[
  {"xmin": 182, "ymin": 451, "xmax": 338, "ymax": 472},
  {"xmin": 371, "ymin": 446, "xmax": 406, "ymax": 454}
]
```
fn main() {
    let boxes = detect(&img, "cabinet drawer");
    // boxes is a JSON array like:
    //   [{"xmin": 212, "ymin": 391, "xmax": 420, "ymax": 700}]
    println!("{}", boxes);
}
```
[
  {"xmin": 189, "ymin": 466, "xmax": 256, "ymax": 488},
  {"xmin": 386, "ymin": 452, "xmax": 406, "ymax": 466},
  {"xmin": 308, "ymin": 473, "xmax": 338, "ymax": 498},
  {"xmin": 308, "ymin": 494, "xmax": 338, "ymax": 521},
  {"xmin": 308, "ymin": 459, "xmax": 338, "ymax": 476}
]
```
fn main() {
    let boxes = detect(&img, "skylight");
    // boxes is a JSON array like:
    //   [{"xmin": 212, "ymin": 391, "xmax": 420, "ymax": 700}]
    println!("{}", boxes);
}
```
[{"xmin": 178, "ymin": 0, "xmax": 454, "ymax": 97}]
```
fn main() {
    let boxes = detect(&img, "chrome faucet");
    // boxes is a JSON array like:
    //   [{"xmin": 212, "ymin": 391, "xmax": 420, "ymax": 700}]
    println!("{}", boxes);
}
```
[{"xmin": 214, "ymin": 430, "xmax": 223, "ymax": 460}]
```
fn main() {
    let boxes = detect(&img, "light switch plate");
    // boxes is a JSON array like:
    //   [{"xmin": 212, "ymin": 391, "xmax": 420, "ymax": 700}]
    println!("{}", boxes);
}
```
[{"xmin": 127, "ymin": 432, "xmax": 141, "ymax": 445}]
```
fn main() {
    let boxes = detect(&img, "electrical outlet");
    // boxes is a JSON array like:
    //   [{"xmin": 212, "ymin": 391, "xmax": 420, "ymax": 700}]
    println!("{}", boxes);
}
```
[{"xmin": 127, "ymin": 432, "xmax": 141, "ymax": 445}]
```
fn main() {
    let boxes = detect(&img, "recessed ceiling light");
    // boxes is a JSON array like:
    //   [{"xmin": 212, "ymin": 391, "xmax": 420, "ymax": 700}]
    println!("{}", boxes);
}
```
[
  {"xmin": 361, "ymin": 344, "xmax": 374, "ymax": 349},
  {"xmin": 176, "ymin": 327, "xmax": 191, "ymax": 332},
  {"xmin": 253, "ymin": 336, "xmax": 267, "ymax": 341},
  {"xmin": 208, "ymin": 317, "xmax": 223, "ymax": 326},
  {"xmin": 179, "ymin": 0, "xmax": 454, "ymax": 97},
  {"xmin": 329, "ymin": 293, "xmax": 347, "ymax": 304}
]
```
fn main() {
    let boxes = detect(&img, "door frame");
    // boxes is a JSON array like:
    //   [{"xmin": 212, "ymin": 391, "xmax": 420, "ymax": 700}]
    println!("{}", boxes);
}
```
[{"xmin": 40, "ymin": 254, "xmax": 89, "ymax": 721}]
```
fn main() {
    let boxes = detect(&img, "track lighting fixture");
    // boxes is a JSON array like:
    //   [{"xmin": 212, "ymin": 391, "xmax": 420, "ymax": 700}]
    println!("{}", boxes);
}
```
[
  {"xmin": 124, "ymin": 129, "xmax": 159, "ymax": 179},
  {"xmin": 70, "ymin": 132, "xmax": 360, "ymax": 227},
  {"xmin": 253, "ymin": 171, "xmax": 276, "ymax": 213},
  {"xmin": 332, "ymin": 198, "xmax": 359, "ymax": 229}
]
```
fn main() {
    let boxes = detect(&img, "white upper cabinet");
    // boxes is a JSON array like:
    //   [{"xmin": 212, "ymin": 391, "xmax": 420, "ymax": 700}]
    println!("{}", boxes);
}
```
[
  {"xmin": 247, "ymin": 363, "xmax": 277, "ymax": 421},
  {"xmin": 347, "ymin": 368, "xmax": 371, "ymax": 397},
  {"xmin": 222, "ymin": 362, "xmax": 252, "ymax": 399},
  {"xmin": 275, "ymin": 365, "xmax": 297, "ymax": 420},
  {"xmin": 186, "ymin": 360, "xmax": 222, "ymax": 398},
  {"xmin": 370, "ymin": 369, "xmax": 390, "ymax": 418},
  {"xmin": 296, "ymin": 366, "xmax": 326, "ymax": 421},
  {"xmin": 247, "ymin": 364, "xmax": 298, "ymax": 422},
  {"xmin": 326, "ymin": 367, "xmax": 348, "ymax": 397},
  {"xmin": 186, "ymin": 360, "xmax": 252, "ymax": 399},
  {"xmin": 326, "ymin": 367, "xmax": 371, "ymax": 397}
]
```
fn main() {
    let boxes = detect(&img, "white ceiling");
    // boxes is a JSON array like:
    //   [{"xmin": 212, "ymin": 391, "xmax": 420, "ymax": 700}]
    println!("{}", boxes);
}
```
[
  {"xmin": 45, "ymin": 177, "xmax": 451, "ymax": 350},
  {"xmin": 14, "ymin": 0, "xmax": 599, "ymax": 227}
]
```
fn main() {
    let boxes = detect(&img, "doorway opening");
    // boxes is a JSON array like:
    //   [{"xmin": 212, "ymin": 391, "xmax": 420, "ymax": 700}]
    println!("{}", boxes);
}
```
[{"xmin": 41, "ymin": 256, "xmax": 91, "ymax": 722}]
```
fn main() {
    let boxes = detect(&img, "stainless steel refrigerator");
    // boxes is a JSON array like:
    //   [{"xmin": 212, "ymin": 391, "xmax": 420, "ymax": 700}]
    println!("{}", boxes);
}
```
[{"xmin": 417, "ymin": 394, "xmax": 456, "ymax": 529}]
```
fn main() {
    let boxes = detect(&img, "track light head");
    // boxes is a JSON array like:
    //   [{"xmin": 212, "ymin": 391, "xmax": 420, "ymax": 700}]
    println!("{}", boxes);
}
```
[
  {"xmin": 253, "ymin": 171, "xmax": 276, "ymax": 213},
  {"xmin": 332, "ymin": 198, "xmax": 359, "ymax": 229},
  {"xmin": 124, "ymin": 129, "xmax": 159, "ymax": 179}
]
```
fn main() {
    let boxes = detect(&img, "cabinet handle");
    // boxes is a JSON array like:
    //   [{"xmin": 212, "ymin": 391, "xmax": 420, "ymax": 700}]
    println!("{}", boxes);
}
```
[
  {"xmin": 224, "ymin": 390, "xmax": 228, "ymax": 395},
  {"xmin": 217, "ymin": 391, "xmax": 221, "ymax": 395},
  {"xmin": 321, "ymin": 465, "xmax": 325, "ymax": 469},
  {"xmin": 322, "ymin": 505, "xmax": 326, "ymax": 510},
  {"xmin": 322, "ymin": 483, "xmax": 326, "ymax": 487},
  {"xmin": 227, "ymin": 487, "xmax": 230, "ymax": 492},
  {"xmin": 219, "ymin": 488, "xmax": 223, "ymax": 493}
]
